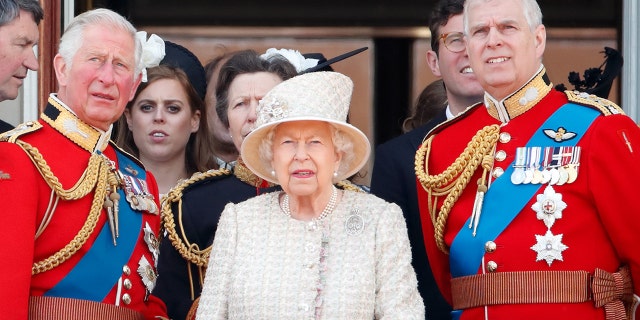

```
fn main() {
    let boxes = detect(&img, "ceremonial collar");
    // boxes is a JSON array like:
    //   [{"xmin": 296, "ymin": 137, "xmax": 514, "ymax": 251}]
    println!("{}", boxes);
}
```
[
  {"xmin": 41, "ymin": 95, "xmax": 112, "ymax": 153},
  {"xmin": 234, "ymin": 157, "xmax": 276, "ymax": 188},
  {"xmin": 484, "ymin": 65, "xmax": 553, "ymax": 123}
]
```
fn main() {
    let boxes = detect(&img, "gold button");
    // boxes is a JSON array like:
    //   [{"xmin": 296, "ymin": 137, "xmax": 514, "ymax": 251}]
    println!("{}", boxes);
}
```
[
  {"xmin": 485, "ymin": 241, "xmax": 497, "ymax": 253},
  {"xmin": 495, "ymin": 150, "xmax": 507, "ymax": 162},
  {"xmin": 492, "ymin": 167, "xmax": 504, "ymax": 179},
  {"xmin": 123, "ymin": 279, "xmax": 132, "ymax": 290},
  {"xmin": 122, "ymin": 265, "xmax": 131, "ymax": 276},
  {"xmin": 499, "ymin": 132, "xmax": 511, "ymax": 143},
  {"xmin": 122, "ymin": 293, "xmax": 131, "ymax": 305},
  {"xmin": 486, "ymin": 261, "xmax": 498, "ymax": 272}
]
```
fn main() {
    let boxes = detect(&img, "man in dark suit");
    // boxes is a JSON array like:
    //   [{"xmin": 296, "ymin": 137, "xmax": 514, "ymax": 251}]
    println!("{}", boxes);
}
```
[
  {"xmin": 370, "ymin": 0, "xmax": 483, "ymax": 318},
  {"xmin": 0, "ymin": 0, "xmax": 43, "ymax": 132}
]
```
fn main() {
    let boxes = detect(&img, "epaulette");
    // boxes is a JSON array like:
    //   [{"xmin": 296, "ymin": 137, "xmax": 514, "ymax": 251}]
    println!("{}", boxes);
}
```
[
  {"xmin": 335, "ymin": 179, "xmax": 368, "ymax": 193},
  {"xmin": 166, "ymin": 168, "xmax": 233, "ymax": 201},
  {"xmin": 565, "ymin": 90, "xmax": 624, "ymax": 116},
  {"xmin": 0, "ymin": 121, "xmax": 42, "ymax": 143}
]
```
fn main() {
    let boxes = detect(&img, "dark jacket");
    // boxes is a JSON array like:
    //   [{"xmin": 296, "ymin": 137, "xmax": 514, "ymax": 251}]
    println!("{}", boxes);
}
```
[{"xmin": 370, "ymin": 109, "xmax": 451, "ymax": 320}]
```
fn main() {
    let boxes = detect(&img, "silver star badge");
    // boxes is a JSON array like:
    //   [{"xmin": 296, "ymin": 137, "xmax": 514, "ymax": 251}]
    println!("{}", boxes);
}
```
[
  {"xmin": 531, "ymin": 185, "xmax": 567, "ymax": 228},
  {"xmin": 143, "ymin": 222, "xmax": 159, "ymax": 265},
  {"xmin": 531, "ymin": 230, "xmax": 568, "ymax": 266}
]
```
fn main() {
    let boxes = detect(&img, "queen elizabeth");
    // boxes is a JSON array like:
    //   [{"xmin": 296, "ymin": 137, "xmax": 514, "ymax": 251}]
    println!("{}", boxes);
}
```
[{"xmin": 196, "ymin": 71, "xmax": 424, "ymax": 319}]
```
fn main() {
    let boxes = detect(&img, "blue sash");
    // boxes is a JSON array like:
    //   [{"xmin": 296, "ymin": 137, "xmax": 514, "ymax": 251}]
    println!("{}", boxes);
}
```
[
  {"xmin": 44, "ymin": 150, "xmax": 145, "ymax": 301},
  {"xmin": 449, "ymin": 103, "xmax": 599, "ymax": 278}
]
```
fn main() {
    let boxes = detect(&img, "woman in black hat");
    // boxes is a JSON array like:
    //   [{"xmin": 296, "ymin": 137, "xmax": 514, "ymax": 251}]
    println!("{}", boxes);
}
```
[{"xmin": 115, "ymin": 41, "xmax": 216, "ymax": 196}]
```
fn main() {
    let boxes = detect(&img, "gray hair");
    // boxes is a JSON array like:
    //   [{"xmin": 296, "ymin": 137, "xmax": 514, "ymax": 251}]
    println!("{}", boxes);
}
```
[
  {"xmin": 463, "ymin": 0, "xmax": 543, "ymax": 35},
  {"xmin": 58, "ymin": 8, "xmax": 142, "ymax": 76},
  {"xmin": 258, "ymin": 122, "xmax": 355, "ymax": 183},
  {"xmin": 0, "ymin": 0, "xmax": 43, "ymax": 27}
]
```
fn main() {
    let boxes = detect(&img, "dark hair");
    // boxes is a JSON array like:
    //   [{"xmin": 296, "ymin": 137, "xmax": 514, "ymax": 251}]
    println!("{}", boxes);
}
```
[
  {"xmin": 402, "ymin": 79, "xmax": 448, "ymax": 133},
  {"xmin": 204, "ymin": 49, "xmax": 234, "ymax": 84},
  {"xmin": 429, "ymin": 0, "xmax": 465, "ymax": 55},
  {"xmin": 0, "ymin": 0, "xmax": 43, "ymax": 26},
  {"xmin": 116, "ymin": 65, "xmax": 216, "ymax": 175},
  {"xmin": 215, "ymin": 50, "xmax": 298, "ymax": 127}
]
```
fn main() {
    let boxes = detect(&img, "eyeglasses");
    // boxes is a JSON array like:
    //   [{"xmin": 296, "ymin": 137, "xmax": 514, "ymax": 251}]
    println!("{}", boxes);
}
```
[{"xmin": 439, "ymin": 32, "xmax": 466, "ymax": 53}]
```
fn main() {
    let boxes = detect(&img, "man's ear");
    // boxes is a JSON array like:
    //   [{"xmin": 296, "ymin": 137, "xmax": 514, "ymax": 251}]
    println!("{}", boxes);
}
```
[
  {"xmin": 534, "ymin": 24, "xmax": 547, "ymax": 60},
  {"xmin": 426, "ymin": 50, "xmax": 442, "ymax": 77},
  {"xmin": 129, "ymin": 73, "xmax": 143, "ymax": 101},
  {"xmin": 53, "ymin": 54, "xmax": 68, "ymax": 86}
]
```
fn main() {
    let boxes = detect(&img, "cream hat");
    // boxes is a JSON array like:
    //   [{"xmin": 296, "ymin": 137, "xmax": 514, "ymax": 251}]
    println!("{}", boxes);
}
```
[{"xmin": 241, "ymin": 71, "xmax": 371, "ymax": 184}]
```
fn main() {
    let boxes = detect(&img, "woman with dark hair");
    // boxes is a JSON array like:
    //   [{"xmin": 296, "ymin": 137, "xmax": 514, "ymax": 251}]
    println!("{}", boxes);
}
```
[{"xmin": 116, "ymin": 64, "xmax": 216, "ymax": 195}]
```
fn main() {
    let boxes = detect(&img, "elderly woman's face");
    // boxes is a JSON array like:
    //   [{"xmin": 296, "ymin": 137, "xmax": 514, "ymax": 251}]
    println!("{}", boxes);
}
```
[
  {"xmin": 227, "ymin": 72, "xmax": 283, "ymax": 151},
  {"xmin": 271, "ymin": 120, "xmax": 341, "ymax": 197}
]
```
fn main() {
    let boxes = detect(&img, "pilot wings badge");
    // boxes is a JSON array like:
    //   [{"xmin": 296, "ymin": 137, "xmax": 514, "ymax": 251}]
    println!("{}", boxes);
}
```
[{"xmin": 543, "ymin": 127, "xmax": 577, "ymax": 142}]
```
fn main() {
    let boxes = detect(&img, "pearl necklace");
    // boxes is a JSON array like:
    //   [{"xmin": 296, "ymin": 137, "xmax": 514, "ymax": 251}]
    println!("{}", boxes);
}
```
[{"xmin": 282, "ymin": 186, "xmax": 338, "ymax": 222}]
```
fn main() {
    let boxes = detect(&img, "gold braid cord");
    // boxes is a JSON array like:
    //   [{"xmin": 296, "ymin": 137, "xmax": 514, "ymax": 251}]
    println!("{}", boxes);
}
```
[
  {"xmin": 15, "ymin": 140, "xmax": 112, "ymax": 275},
  {"xmin": 335, "ymin": 179, "xmax": 366, "ymax": 193},
  {"xmin": 161, "ymin": 169, "xmax": 231, "ymax": 268},
  {"xmin": 415, "ymin": 125, "xmax": 500, "ymax": 254}
]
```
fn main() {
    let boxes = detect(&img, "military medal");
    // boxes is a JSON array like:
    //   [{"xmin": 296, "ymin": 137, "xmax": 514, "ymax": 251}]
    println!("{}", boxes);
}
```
[
  {"xmin": 557, "ymin": 167, "xmax": 569, "ymax": 185},
  {"xmin": 121, "ymin": 174, "xmax": 158, "ymax": 214},
  {"xmin": 137, "ymin": 255, "xmax": 158, "ymax": 301},
  {"xmin": 511, "ymin": 147, "xmax": 527, "ymax": 184},
  {"xmin": 143, "ymin": 222, "xmax": 160, "ymax": 265},
  {"xmin": 530, "ymin": 230, "xmax": 569, "ymax": 266},
  {"xmin": 529, "ymin": 147, "xmax": 543, "ymax": 184},
  {"xmin": 531, "ymin": 185, "xmax": 567, "ymax": 228},
  {"xmin": 523, "ymin": 169, "xmax": 533, "ymax": 184},
  {"xmin": 565, "ymin": 147, "xmax": 581, "ymax": 184},
  {"xmin": 530, "ymin": 185, "xmax": 569, "ymax": 266}
]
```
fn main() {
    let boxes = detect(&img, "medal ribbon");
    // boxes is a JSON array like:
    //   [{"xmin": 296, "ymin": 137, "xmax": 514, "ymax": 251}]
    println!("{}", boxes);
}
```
[
  {"xmin": 449, "ymin": 103, "xmax": 599, "ymax": 278},
  {"xmin": 44, "ymin": 149, "xmax": 145, "ymax": 301}
]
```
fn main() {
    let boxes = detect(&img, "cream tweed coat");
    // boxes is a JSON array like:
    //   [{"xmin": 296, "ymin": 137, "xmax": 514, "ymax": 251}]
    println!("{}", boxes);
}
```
[{"xmin": 196, "ymin": 190, "xmax": 424, "ymax": 319}]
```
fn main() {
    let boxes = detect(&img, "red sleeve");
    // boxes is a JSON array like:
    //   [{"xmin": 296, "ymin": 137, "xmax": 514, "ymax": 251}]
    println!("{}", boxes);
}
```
[
  {"xmin": 0, "ymin": 143, "xmax": 39, "ymax": 319},
  {"xmin": 585, "ymin": 115, "xmax": 640, "ymax": 301}
]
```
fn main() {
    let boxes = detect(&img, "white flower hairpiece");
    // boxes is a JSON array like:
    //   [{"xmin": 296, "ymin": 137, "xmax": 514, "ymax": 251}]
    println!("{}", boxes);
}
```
[
  {"xmin": 136, "ymin": 31, "xmax": 166, "ymax": 82},
  {"xmin": 260, "ymin": 48, "xmax": 319, "ymax": 73}
]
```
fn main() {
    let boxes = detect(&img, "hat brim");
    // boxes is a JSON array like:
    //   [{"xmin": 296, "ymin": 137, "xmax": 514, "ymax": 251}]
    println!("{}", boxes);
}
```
[{"xmin": 241, "ymin": 117, "xmax": 371, "ymax": 184}]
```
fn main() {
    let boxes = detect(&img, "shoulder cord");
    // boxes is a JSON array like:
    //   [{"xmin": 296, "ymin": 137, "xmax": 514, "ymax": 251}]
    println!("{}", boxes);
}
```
[
  {"xmin": 335, "ymin": 179, "xmax": 366, "ymax": 193},
  {"xmin": 161, "ymin": 169, "xmax": 231, "ymax": 300},
  {"xmin": 161, "ymin": 169, "xmax": 231, "ymax": 269},
  {"xmin": 415, "ymin": 124, "xmax": 500, "ymax": 254},
  {"xmin": 15, "ymin": 140, "xmax": 113, "ymax": 275}
]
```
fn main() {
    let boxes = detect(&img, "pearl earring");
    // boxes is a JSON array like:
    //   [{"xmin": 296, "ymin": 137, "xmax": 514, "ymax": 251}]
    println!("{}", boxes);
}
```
[
  {"xmin": 333, "ymin": 171, "xmax": 338, "ymax": 178},
  {"xmin": 271, "ymin": 170, "xmax": 276, "ymax": 176}
]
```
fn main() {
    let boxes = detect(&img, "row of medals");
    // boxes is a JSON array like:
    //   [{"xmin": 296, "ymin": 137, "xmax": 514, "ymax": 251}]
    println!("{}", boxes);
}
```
[{"xmin": 510, "ymin": 146, "xmax": 581, "ymax": 186}]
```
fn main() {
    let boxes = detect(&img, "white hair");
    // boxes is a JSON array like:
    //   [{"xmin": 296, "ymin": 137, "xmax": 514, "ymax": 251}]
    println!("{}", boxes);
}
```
[
  {"xmin": 58, "ymin": 8, "xmax": 142, "ymax": 76},
  {"xmin": 463, "ymin": 0, "xmax": 543, "ymax": 35}
]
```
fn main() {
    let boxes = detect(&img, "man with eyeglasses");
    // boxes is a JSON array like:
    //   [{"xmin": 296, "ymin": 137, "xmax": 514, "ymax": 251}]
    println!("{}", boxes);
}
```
[{"xmin": 370, "ymin": 0, "xmax": 483, "ymax": 318}]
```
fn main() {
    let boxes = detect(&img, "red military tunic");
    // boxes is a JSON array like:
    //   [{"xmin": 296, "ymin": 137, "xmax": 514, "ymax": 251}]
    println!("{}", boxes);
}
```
[
  {"xmin": 0, "ymin": 97, "xmax": 167, "ymax": 319},
  {"xmin": 416, "ymin": 68, "xmax": 640, "ymax": 319}
]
